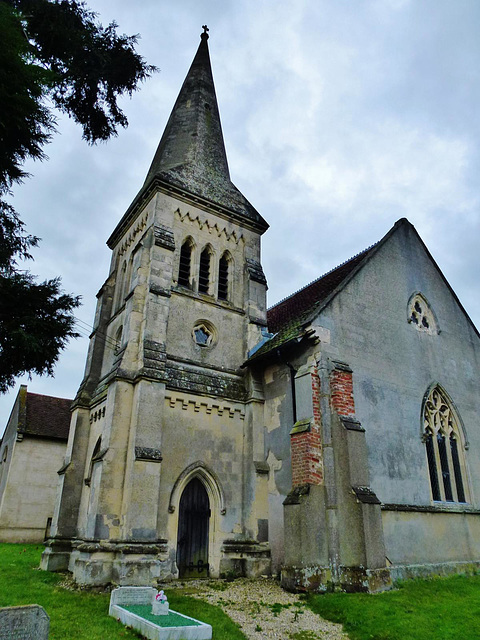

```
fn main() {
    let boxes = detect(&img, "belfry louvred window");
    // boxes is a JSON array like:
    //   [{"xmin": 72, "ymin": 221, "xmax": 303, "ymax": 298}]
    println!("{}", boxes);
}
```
[
  {"xmin": 423, "ymin": 386, "xmax": 467, "ymax": 503},
  {"xmin": 199, "ymin": 248, "xmax": 211, "ymax": 294},
  {"xmin": 178, "ymin": 241, "xmax": 192, "ymax": 288},
  {"xmin": 218, "ymin": 254, "xmax": 229, "ymax": 300}
]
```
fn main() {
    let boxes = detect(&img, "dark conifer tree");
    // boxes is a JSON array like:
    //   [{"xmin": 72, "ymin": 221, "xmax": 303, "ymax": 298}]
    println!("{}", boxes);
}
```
[{"xmin": 0, "ymin": 0, "xmax": 156, "ymax": 391}]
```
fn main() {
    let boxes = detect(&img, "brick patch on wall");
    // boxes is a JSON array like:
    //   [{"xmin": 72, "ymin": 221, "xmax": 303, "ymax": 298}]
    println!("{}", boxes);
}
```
[
  {"xmin": 330, "ymin": 368, "xmax": 355, "ymax": 417},
  {"xmin": 291, "ymin": 367, "xmax": 323, "ymax": 487}
]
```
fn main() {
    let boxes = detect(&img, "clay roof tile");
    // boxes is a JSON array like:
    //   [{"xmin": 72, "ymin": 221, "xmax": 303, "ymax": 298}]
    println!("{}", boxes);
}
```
[{"xmin": 22, "ymin": 392, "xmax": 72, "ymax": 440}]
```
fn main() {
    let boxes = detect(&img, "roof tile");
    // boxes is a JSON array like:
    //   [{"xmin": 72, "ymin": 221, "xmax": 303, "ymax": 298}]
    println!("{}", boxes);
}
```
[
  {"xmin": 22, "ymin": 393, "xmax": 72, "ymax": 440},
  {"xmin": 248, "ymin": 244, "xmax": 376, "ymax": 362}
]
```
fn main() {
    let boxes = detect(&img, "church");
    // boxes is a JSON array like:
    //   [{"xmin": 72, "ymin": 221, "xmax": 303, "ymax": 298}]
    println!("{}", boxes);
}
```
[{"xmin": 41, "ymin": 29, "xmax": 480, "ymax": 592}]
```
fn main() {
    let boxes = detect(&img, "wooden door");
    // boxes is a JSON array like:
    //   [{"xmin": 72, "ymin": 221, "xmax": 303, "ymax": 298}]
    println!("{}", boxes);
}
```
[{"xmin": 176, "ymin": 478, "xmax": 210, "ymax": 578}]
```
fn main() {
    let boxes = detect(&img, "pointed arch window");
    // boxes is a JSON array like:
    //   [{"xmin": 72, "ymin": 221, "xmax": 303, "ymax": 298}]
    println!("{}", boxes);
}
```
[
  {"xmin": 114, "ymin": 326, "xmax": 123, "ymax": 355},
  {"xmin": 115, "ymin": 261, "xmax": 127, "ymax": 312},
  {"xmin": 84, "ymin": 436, "xmax": 107, "ymax": 486},
  {"xmin": 178, "ymin": 240, "xmax": 193, "ymax": 288},
  {"xmin": 218, "ymin": 253, "xmax": 229, "ymax": 300},
  {"xmin": 85, "ymin": 437, "xmax": 101, "ymax": 487},
  {"xmin": 124, "ymin": 255, "xmax": 134, "ymax": 299},
  {"xmin": 199, "ymin": 247, "xmax": 211, "ymax": 295},
  {"xmin": 423, "ymin": 387, "xmax": 467, "ymax": 503}
]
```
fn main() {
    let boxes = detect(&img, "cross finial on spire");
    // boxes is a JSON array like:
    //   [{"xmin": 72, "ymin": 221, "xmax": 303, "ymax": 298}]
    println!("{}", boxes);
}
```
[{"xmin": 201, "ymin": 25, "xmax": 209, "ymax": 40}]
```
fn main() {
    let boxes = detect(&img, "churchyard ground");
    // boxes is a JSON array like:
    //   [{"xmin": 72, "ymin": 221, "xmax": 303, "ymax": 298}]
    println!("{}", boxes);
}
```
[
  {"xmin": 306, "ymin": 573, "xmax": 480, "ymax": 640},
  {"xmin": 1, "ymin": 543, "xmax": 480, "ymax": 639},
  {"xmin": 0, "ymin": 544, "xmax": 245, "ymax": 639}
]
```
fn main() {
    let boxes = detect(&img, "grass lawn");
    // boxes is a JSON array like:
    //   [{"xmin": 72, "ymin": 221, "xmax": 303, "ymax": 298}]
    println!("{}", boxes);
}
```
[
  {"xmin": 306, "ymin": 574, "xmax": 480, "ymax": 640},
  {"xmin": 0, "ymin": 544, "xmax": 246, "ymax": 640}
]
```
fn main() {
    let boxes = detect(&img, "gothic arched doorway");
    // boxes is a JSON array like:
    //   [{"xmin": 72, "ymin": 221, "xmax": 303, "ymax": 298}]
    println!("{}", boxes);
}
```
[{"xmin": 176, "ymin": 477, "xmax": 210, "ymax": 578}]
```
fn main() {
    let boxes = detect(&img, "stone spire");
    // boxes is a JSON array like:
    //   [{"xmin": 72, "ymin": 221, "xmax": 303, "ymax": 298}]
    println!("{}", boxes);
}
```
[{"xmin": 141, "ymin": 28, "xmax": 268, "ymax": 230}]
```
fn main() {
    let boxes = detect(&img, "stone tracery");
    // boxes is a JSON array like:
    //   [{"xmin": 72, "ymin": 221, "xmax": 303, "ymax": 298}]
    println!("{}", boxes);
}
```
[
  {"xmin": 423, "ymin": 386, "xmax": 467, "ymax": 503},
  {"xmin": 409, "ymin": 294, "xmax": 437, "ymax": 334}
]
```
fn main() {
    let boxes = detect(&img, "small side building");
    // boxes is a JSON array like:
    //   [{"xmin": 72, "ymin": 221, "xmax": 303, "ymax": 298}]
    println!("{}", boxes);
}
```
[{"xmin": 0, "ymin": 385, "xmax": 72, "ymax": 543}]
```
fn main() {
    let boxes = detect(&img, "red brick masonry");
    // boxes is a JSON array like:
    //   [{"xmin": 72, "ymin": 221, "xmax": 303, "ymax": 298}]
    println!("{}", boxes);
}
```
[
  {"xmin": 291, "ymin": 367, "xmax": 323, "ymax": 486},
  {"xmin": 330, "ymin": 368, "xmax": 355, "ymax": 417}
]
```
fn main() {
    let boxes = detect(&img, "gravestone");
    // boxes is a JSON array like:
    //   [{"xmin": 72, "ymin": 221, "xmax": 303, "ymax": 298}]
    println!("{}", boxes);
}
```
[
  {"xmin": 0, "ymin": 604, "xmax": 49, "ymax": 639},
  {"xmin": 109, "ymin": 587, "xmax": 212, "ymax": 640},
  {"xmin": 109, "ymin": 586, "xmax": 156, "ymax": 609}
]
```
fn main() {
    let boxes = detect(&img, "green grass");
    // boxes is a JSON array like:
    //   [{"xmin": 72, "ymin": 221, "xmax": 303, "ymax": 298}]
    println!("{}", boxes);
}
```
[
  {"xmin": 0, "ymin": 544, "xmax": 246, "ymax": 640},
  {"xmin": 10, "ymin": 543, "xmax": 480, "ymax": 640},
  {"xmin": 306, "ymin": 574, "xmax": 480, "ymax": 640},
  {"xmin": 167, "ymin": 590, "xmax": 246, "ymax": 639}
]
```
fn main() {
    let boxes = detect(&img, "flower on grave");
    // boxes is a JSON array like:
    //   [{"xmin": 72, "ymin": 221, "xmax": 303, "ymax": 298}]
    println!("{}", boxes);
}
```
[{"xmin": 155, "ymin": 590, "xmax": 167, "ymax": 602}]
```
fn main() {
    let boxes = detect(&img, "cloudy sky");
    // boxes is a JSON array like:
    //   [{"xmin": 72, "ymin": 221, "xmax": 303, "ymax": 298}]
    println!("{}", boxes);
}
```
[{"xmin": 1, "ymin": 0, "xmax": 479, "ymax": 431}]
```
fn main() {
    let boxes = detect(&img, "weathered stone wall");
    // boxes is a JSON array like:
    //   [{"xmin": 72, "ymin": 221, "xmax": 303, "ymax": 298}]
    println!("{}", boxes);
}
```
[
  {"xmin": 0, "ymin": 392, "xmax": 20, "ymax": 518},
  {"xmin": 159, "ymin": 392, "xmax": 248, "ymax": 574},
  {"xmin": 382, "ymin": 506, "xmax": 480, "ymax": 566},
  {"xmin": 0, "ymin": 436, "xmax": 66, "ymax": 542},
  {"xmin": 291, "ymin": 366, "xmax": 323, "ymax": 487},
  {"xmin": 46, "ymin": 182, "xmax": 271, "ymax": 584},
  {"xmin": 260, "ymin": 355, "xmax": 326, "ymax": 573},
  {"xmin": 266, "ymin": 222, "xmax": 480, "ymax": 587},
  {"xmin": 313, "ymin": 221, "xmax": 480, "ymax": 568},
  {"xmin": 260, "ymin": 361, "xmax": 293, "ymax": 572}
]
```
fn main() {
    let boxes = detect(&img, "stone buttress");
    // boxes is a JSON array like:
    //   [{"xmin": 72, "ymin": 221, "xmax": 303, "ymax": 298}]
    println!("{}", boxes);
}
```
[{"xmin": 282, "ymin": 357, "xmax": 391, "ymax": 592}]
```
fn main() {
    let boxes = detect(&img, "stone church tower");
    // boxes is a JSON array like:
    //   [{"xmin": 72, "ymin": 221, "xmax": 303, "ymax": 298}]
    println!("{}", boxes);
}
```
[{"xmin": 42, "ymin": 29, "xmax": 271, "ymax": 585}]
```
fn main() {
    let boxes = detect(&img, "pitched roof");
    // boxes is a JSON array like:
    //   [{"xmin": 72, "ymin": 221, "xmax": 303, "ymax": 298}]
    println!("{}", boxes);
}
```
[
  {"xmin": 21, "ymin": 392, "xmax": 72, "ymax": 440},
  {"xmin": 248, "ymin": 243, "xmax": 377, "ymax": 362},
  {"xmin": 248, "ymin": 217, "xmax": 480, "ymax": 364},
  {"xmin": 267, "ymin": 246, "xmax": 376, "ymax": 333},
  {"xmin": 108, "ymin": 30, "xmax": 268, "ymax": 247}
]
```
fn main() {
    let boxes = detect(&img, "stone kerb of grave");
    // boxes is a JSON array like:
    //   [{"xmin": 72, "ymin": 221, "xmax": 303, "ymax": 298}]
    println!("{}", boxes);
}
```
[
  {"xmin": 0, "ymin": 604, "xmax": 50, "ymax": 640},
  {"xmin": 109, "ymin": 586, "xmax": 212, "ymax": 640}
]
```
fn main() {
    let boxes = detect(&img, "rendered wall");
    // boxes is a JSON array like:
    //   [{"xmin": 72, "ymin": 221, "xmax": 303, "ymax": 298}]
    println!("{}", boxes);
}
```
[
  {"xmin": 382, "ymin": 507, "xmax": 480, "ymax": 569},
  {"xmin": 312, "ymin": 222, "xmax": 480, "ymax": 565},
  {"xmin": 0, "ymin": 437, "xmax": 66, "ymax": 542}
]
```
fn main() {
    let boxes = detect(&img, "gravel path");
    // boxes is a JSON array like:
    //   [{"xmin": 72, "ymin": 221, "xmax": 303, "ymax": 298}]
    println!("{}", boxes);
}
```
[{"xmin": 165, "ymin": 578, "xmax": 349, "ymax": 640}]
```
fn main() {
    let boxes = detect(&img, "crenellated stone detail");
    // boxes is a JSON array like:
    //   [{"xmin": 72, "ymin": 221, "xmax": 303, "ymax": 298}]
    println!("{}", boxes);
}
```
[
  {"xmin": 89, "ymin": 405, "xmax": 106, "ymax": 424},
  {"xmin": 165, "ymin": 394, "xmax": 245, "ymax": 420}
]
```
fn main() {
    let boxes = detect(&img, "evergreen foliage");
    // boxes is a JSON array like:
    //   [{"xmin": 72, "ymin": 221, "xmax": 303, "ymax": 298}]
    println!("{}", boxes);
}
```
[{"xmin": 0, "ymin": 0, "xmax": 155, "ymax": 391}]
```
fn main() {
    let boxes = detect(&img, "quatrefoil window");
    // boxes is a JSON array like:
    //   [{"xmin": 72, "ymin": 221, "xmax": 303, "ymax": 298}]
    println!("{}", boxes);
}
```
[
  {"xmin": 408, "ymin": 294, "xmax": 437, "ymax": 335},
  {"xmin": 192, "ymin": 321, "xmax": 216, "ymax": 347}
]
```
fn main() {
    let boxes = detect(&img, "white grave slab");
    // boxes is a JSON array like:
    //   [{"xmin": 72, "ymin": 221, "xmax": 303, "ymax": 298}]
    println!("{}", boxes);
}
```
[{"xmin": 109, "ymin": 587, "xmax": 212, "ymax": 640}]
